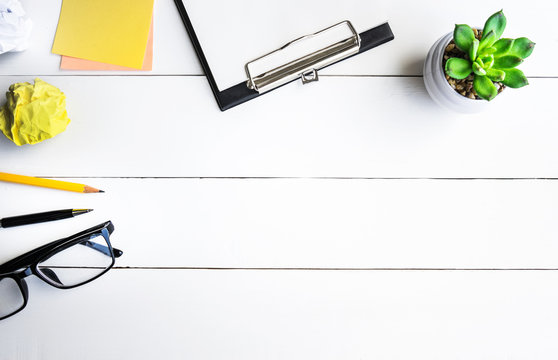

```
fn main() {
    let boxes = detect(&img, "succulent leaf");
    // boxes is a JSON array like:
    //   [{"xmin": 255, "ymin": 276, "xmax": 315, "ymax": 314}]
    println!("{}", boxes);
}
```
[
  {"xmin": 482, "ymin": 55, "xmax": 494, "ymax": 68},
  {"xmin": 508, "ymin": 37, "xmax": 536, "ymax": 59},
  {"xmin": 479, "ymin": 30, "xmax": 497, "ymax": 50},
  {"xmin": 482, "ymin": 10, "xmax": 507, "ymax": 41},
  {"xmin": 469, "ymin": 38, "xmax": 479, "ymax": 61},
  {"xmin": 454, "ymin": 24, "xmax": 475, "ymax": 52},
  {"xmin": 480, "ymin": 47, "xmax": 497, "ymax": 56},
  {"xmin": 445, "ymin": 57, "xmax": 472, "ymax": 79},
  {"xmin": 476, "ymin": 57, "xmax": 485, "ymax": 68},
  {"xmin": 474, "ymin": 75, "xmax": 498, "ymax": 101},
  {"xmin": 492, "ymin": 38, "xmax": 514, "ymax": 56},
  {"xmin": 473, "ymin": 61, "xmax": 487, "ymax": 76},
  {"xmin": 486, "ymin": 68, "xmax": 505, "ymax": 82},
  {"xmin": 493, "ymin": 55, "xmax": 523, "ymax": 69},
  {"xmin": 502, "ymin": 68, "xmax": 529, "ymax": 88}
]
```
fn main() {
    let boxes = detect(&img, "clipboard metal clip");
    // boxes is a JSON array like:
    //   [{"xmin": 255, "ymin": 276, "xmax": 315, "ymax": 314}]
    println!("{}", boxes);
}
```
[{"xmin": 245, "ymin": 20, "xmax": 361, "ymax": 94}]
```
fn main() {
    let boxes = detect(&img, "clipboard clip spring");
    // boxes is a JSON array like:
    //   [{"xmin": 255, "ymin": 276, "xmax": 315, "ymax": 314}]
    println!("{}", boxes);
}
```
[{"xmin": 245, "ymin": 20, "xmax": 361, "ymax": 94}]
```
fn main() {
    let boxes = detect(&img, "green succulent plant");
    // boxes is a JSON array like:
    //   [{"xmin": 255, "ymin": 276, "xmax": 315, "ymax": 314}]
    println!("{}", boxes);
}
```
[{"xmin": 445, "ymin": 10, "xmax": 535, "ymax": 101}]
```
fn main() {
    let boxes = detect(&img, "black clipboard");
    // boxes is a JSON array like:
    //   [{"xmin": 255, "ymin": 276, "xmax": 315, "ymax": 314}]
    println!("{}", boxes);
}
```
[{"xmin": 174, "ymin": 1, "xmax": 394, "ymax": 111}]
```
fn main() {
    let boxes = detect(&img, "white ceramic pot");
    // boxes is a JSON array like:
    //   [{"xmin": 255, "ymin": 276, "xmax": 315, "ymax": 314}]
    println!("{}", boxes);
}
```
[{"xmin": 423, "ymin": 32, "xmax": 489, "ymax": 113}]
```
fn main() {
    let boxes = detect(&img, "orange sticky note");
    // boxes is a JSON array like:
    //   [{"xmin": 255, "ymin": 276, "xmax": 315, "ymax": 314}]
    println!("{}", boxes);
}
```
[
  {"xmin": 60, "ymin": 17, "xmax": 153, "ymax": 71},
  {"xmin": 52, "ymin": 0, "xmax": 154, "ymax": 69}
]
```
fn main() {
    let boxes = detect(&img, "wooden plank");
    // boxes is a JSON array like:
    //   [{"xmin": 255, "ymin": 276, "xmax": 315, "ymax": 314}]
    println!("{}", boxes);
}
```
[
  {"xmin": 2, "ymin": 178, "xmax": 557, "ymax": 268},
  {"xmin": 0, "ymin": 76, "xmax": 556, "ymax": 178},
  {"xmin": 1, "ymin": 0, "xmax": 555, "ymax": 76},
  {"xmin": 1, "ymin": 269, "xmax": 558, "ymax": 359}
]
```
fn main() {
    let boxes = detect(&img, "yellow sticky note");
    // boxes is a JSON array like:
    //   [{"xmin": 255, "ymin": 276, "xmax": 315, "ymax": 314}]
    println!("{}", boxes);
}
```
[{"xmin": 52, "ymin": 0, "xmax": 154, "ymax": 69}]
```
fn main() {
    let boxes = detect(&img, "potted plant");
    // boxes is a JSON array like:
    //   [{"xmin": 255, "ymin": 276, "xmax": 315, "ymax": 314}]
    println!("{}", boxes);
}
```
[{"xmin": 423, "ymin": 10, "xmax": 535, "ymax": 113}]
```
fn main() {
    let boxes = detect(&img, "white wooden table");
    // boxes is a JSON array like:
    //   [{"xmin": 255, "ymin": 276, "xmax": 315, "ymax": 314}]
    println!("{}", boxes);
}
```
[{"xmin": 1, "ymin": 1, "xmax": 558, "ymax": 359}]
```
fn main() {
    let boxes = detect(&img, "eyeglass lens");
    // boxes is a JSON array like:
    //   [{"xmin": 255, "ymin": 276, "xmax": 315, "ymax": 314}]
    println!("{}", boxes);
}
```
[
  {"xmin": 0, "ymin": 277, "xmax": 25, "ymax": 319},
  {"xmin": 37, "ymin": 232, "xmax": 114, "ymax": 288}
]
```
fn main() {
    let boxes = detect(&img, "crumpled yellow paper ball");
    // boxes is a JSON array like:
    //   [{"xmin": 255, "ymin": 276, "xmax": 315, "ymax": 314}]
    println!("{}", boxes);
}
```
[{"xmin": 0, "ymin": 78, "xmax": 70, "ymax": 145}]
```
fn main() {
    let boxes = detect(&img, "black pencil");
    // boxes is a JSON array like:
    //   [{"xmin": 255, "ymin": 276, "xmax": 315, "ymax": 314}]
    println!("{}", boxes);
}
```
[{"xmin": 0, "ymin": 209, "xmax": 93, "ymax": 228}]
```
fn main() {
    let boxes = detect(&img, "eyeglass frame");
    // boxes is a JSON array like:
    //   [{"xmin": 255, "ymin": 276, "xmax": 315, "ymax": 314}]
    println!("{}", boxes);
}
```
[{"xmin": 0, "ymin": 220, "xmax": 122, "ymax": 321}]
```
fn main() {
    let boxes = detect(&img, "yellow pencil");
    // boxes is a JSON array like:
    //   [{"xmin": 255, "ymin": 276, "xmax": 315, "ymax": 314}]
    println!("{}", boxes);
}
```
[{"xmin": 0, "ymin": 172, "xmax": 104, "ymax": 193}]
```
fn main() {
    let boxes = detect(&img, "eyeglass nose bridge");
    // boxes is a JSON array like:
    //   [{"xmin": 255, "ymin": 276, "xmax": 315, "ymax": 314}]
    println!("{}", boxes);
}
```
[
  {"xmin": 13, "ymin": 269, "xmax": 31, "ymax": 303},
  {"xmin": 19, "ymin": 276, "xmax": 29, "ymax": 302}
]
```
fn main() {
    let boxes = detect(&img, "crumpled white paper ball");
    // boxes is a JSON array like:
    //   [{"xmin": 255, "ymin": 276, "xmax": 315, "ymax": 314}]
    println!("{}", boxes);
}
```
[{"xmin": 0, "ymin": 0, "xmax": 32, "ymax": 55}]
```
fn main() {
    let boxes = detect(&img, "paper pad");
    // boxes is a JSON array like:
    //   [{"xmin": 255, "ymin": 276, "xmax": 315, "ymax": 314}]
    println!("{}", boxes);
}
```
[
  {"xmin": 52, "ymin": 0, "xmax": 154, "ymax": 69},
  {"xmin": 181, "ymin": 0, "xmax": 388, "ymax": 91},
  {"xmin": 60, "ymin": 17, "xmax": 153, "ymax": 71}
]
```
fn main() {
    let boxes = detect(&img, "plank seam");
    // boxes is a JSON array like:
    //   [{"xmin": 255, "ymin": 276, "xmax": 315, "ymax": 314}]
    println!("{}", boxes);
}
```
[
  {"xmin": 0, "ymin": 74, "xmax": 556, "ymax": 79},
  {"xmin": 33, "ymin": 176, "xmax": 558, "ymax": 180},
  {"xmin": 111, "ymin": 267, "xmax": 558, "ymax": 271}
]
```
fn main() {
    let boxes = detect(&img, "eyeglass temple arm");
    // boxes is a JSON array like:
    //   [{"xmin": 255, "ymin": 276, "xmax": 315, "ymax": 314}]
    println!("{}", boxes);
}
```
[{"xmin": 82, "ymin": 241, "xmax": 123, "ymax": 258}]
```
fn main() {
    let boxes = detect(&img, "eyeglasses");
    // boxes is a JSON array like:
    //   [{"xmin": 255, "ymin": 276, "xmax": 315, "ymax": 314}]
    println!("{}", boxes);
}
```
[{"xmin": 0, "ymin": 221, "xmax": 122, "ymax": 320}]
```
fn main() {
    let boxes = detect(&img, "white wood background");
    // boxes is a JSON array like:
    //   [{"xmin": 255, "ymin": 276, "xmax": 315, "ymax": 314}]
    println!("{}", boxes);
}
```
[{"xmin": 0, "ymin": 1, "xmax": 557, "ymax": 359}]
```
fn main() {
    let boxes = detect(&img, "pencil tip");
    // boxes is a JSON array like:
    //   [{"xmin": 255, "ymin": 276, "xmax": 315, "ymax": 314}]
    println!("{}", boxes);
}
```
[
  {"xmin": 83, "ymin": 185, "xmax": 104, "ymax": 193},
  {"xmin": 87, "ymin": 209, "xmax": 94, "ymax": 213}
]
